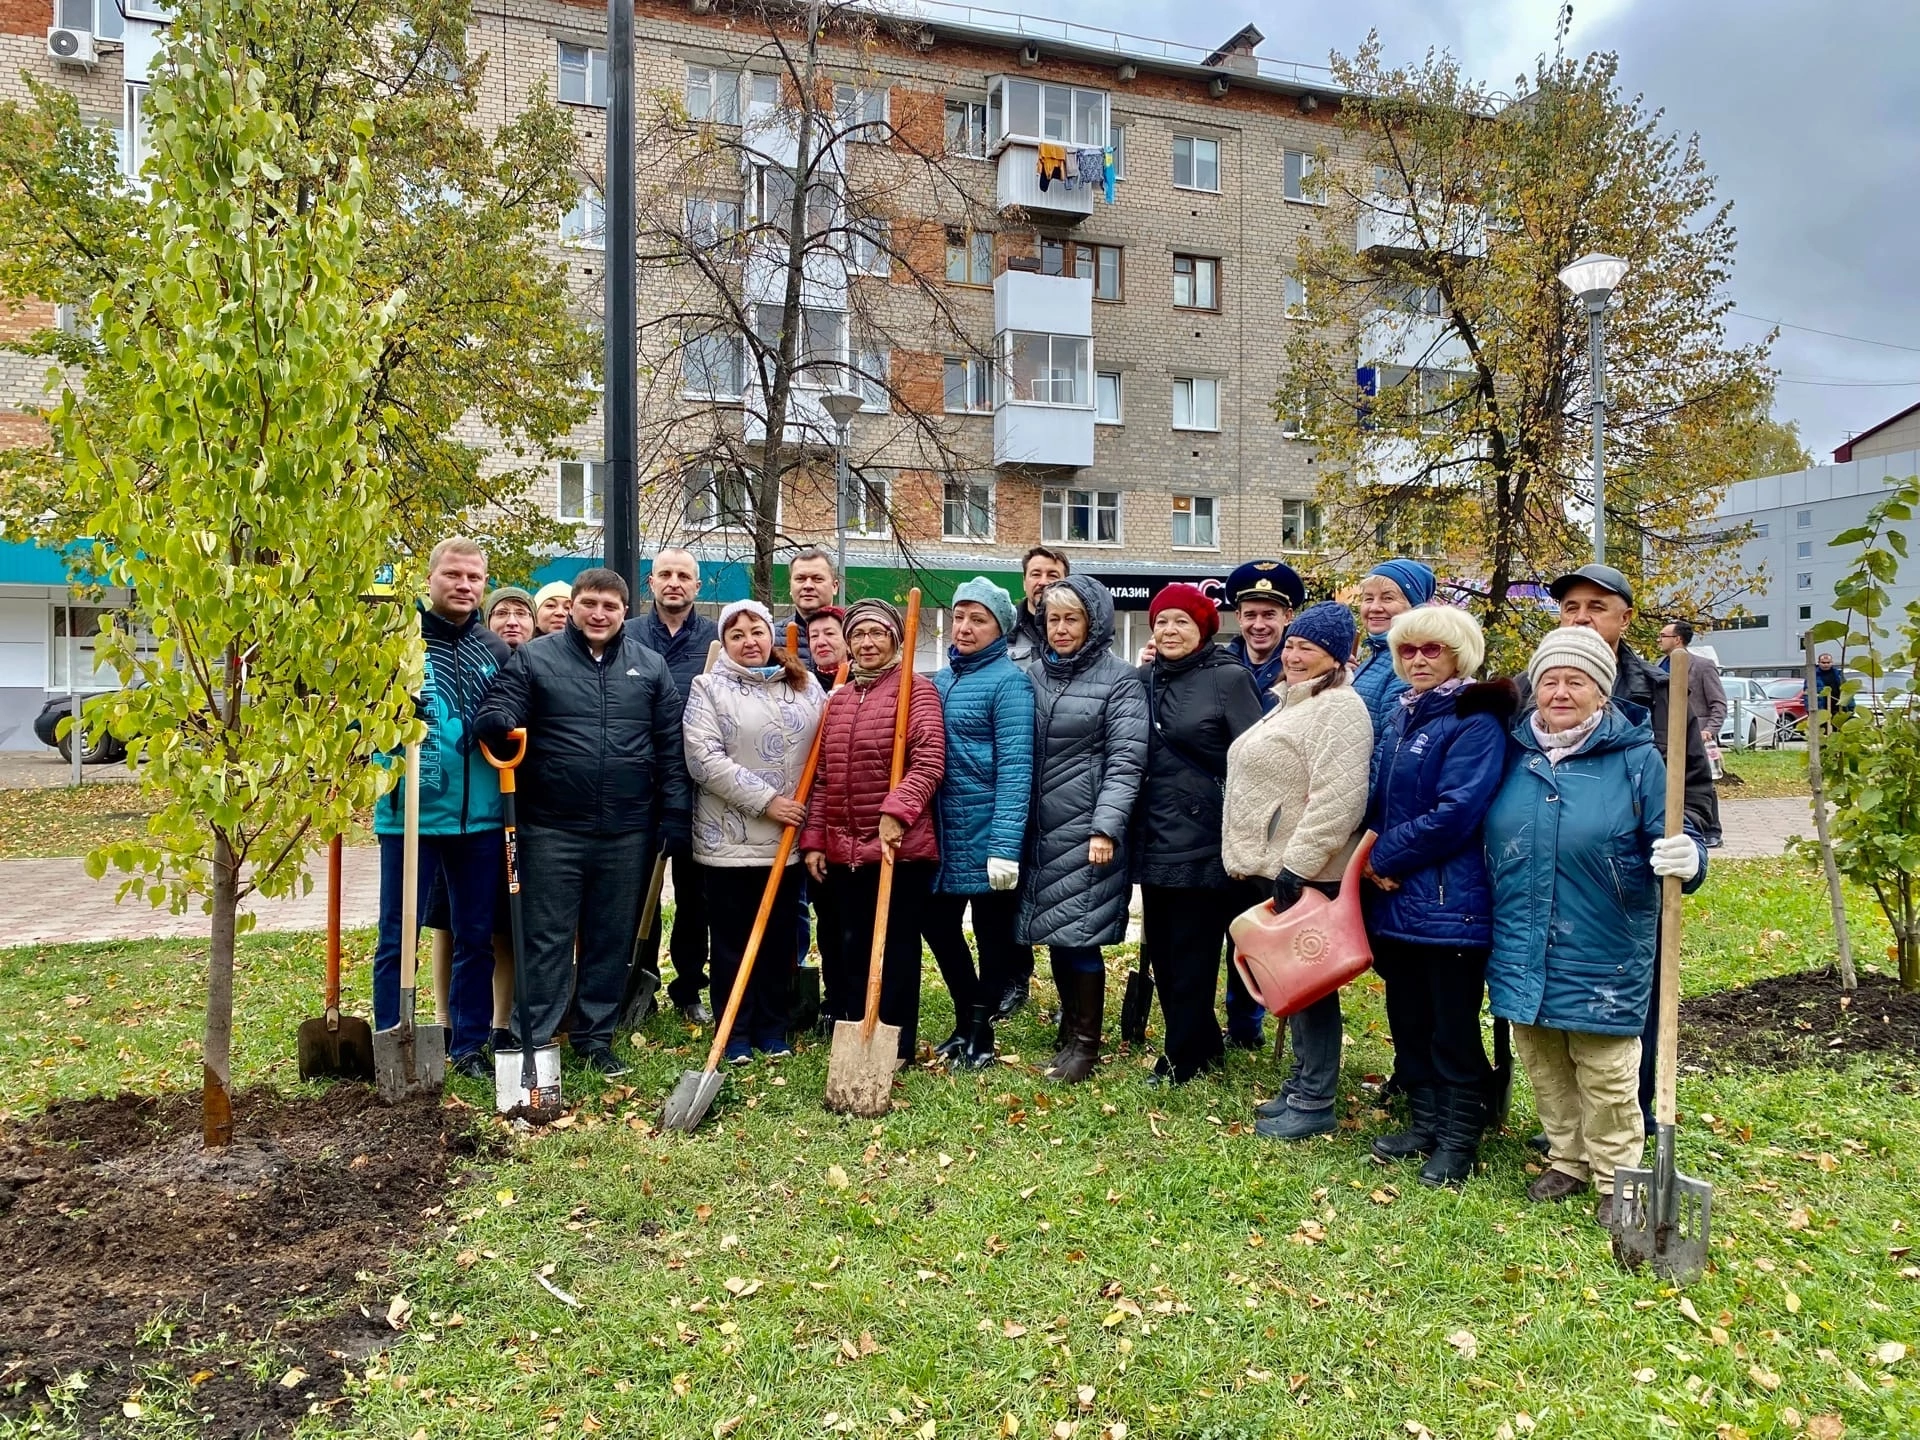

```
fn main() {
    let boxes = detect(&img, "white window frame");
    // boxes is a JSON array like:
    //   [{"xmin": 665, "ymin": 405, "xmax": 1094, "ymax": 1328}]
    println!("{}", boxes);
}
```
[
  {"xmin": 1004, "ymin": 331, "xmax": 1091, "ymax": 408},
  {"xmin": 558, "ymin": 459, "xmax": 605, "ymax": 523},
  {"xmin": 945, "ymin": 228, "xmax": 993, "ymax": 286},
  {"xmin": 557, "ymin": 43, "xmax": 607, "ymax": 107},
  {"xmin": 841, "ymin": 469, "xmax": 890, "ymax": 538},
  {"xmin": 752, "ymin": 303, "xmax": 847, "ymax": 391},
  {"xmin": 833, "ymin": 82, "xmax": 888, "ymax": 139},
  {"xmin": 1171, "ymin": 494, "xmax": 1218, "ymax": 551},
  {"xmin": 122, "ymin": 82, "xmax": 152, "ymax": 185},
  {"xmin": 1279, "ymin": 387, "xmax": 1312, "ymax": 439},
  {"xmin": 1109, "ymin": 121, "xmax": 1127, "ymax": 179},
  {"xmin": 1284, "ymin": 274, "xmax": 1309, "ymax": 318},
  {"xmin": 1095, "ymin": 370, "xmax": 1123, "ymax": 425},
  {"xmin": 1041, "ymin": 487, "xmax": 1122, "ymax": 547},
  {"xmin": 685, "ymin": 64, "xmax": 740, "ymax": 125},
  {"xmin": 989, "ymin": 77, "xmax": 1108, "ymax": 149},
  {"xmin": 681, "ymin": 329, "xmax": 746, "ymax": 401},
  {"xmin": 1379, "ymin": 365, "xmax": 1458, "ymax": 435},
  {"xmin": 1795, "ymin": 571, "xmax": 1813, "ymax": 591},
  {"xmin": 1795, "ymin": 509, "xmax": 1813, "ymax": 528},
  {"xmin": 1796, "ymin": 540, "xmax": 1813, "ymax": 559},
  {"xmin": 1040, "ymin": 238, "xmax": 1121, "ymax": 301},
  {"xmin": 942, "ymin": 477, "xmax": 994, "ymax": 542},
  {"xmin": 945, "ymin": 98, "xmax": 989, "ymax": 158},
  {"xmin": 943, "ymin": 356, "xmax": 992, "ymax": 414},
  {"xmin": 848, "ymin": 217, "xmax": 891, "ymax": 276},
  {"xmin": 122, "ymin": 0, "xmax": 169, "ymax": 15},
  {"xmin": 58, "ymin": 0, "xmax": 123, "ymax": 37},
  {"xmin": 853, "ymin": 336, "xmax": 890, "ymax": 412},
  {"xmin": 1283, "ymin": 149, "xmax": 1323, "ymax": 204},
  {"xmin": 1280, "ymin": 498, "xmax": 1321, "ymax": 552},
  {"xmin": 1171, "ymin": 375, "xmax": 1220, "ymax": 432},
  {"xmin": 1172, "ymin": 134, "xmax": 1220, "ymax": 193},
  {"xmin": 684, "ymin": 464, "xmax": 758, "ymax": 532},
  {"xmin": 560, "ymin": 184, "xmax": 605, "ymax": 248},
  {"xmin": 751, "ymin": 164, "xmax": 843, "ymax": 236},
  {"xmin": 683, "ymin": 194, "xmax": 743, "ymax": 249},
  {"xmin": 1173, "ymin": 254, "xmax": 1219, "ymax": 311}
]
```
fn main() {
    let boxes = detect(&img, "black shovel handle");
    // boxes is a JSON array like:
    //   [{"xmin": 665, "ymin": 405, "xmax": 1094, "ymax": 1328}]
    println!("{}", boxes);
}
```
[{"xmin": 483, "ymin": 731, "xmax": 535, "ymax": 1093}]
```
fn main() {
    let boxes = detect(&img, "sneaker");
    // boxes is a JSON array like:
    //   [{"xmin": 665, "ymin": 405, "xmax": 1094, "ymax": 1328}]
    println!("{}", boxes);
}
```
[
  {"xmin": 724, "ymin": 1041, "xmax": 753, "ymax": 1066},
  {"xmin": 581, "ymin": 1048, "xmax": 630, "ymax": 1078},
  {"xmin": 451, "ymin": 1051, "xmax": 492, "ymax": 1081},
  {"xmin": 1253, "ymin": 1105, "xmax": 1336, "ymax": 1141},
  {"xmin": 1704, "ymin": 833, "xmax": 1724, "ymax": 849},
  {"xmin": 756, "ymin": 1035, "xmax": 794, "ymax": 1059}
]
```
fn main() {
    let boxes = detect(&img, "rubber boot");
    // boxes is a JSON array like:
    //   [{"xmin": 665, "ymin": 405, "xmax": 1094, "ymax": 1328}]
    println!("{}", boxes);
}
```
[
  {"xmin": 932, "ymin": 1026, "xmax": 970, "ymax": 1064},
  {"xmin": 1372, "ymin": 1086, "xmax": 1440, "ymax": 1162},
  {"xmin": 1419, "ymin": 1085, "xmax": 1485, "ymax": 1189},
  {"xmin": 1045, "ymin": 971, "xmax": 1105, "ymax": 1083},
  {"xmin": 959, "ymin": 1005, "xmax": 996, "ymax": 1071}
]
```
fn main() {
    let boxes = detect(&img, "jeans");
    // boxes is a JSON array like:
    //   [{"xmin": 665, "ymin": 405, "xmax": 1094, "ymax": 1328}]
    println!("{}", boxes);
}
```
[
  {"xmin": 1225, "ymin": 956, "xmax": 1266, "ymax": 1041},
  {"xmin": 517, "ymin": 825, "xmax": 650, "ymax": 1051},
  {"xmin": 1373, "ymin": 939, "xmax": 1493, "ymax": 1092},
  {"xmin": 823, "ymin": 860, "xmax": 935, "ymax": 1061},
  {"xmin": 921, "ymin": 889, "xmax": 1023, "ymax": 1021},
  {"xmin": 1141, "ymin": 883, "xmax": 1242, "ymax": 1082},
  {"xmin": 631, "ymin": 845, "xmax": 710, "ymax": 1009},
  {"xmin": 704, "ymin": 863, "xmax": 802, "ymax": 1049},
  {"xmin": 1280, "ymin": 992, "xmax": 1344, "ymax": 1112},
  {"xmin": 374, "ymin": 830, "xmax": 502, "ymax": 1059}
]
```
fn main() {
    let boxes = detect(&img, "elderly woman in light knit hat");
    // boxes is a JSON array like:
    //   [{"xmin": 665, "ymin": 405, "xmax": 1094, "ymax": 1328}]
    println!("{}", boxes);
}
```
[
  {"xmin": 682, "ymin": 599, "xmax": 826, "ymax": 1061},
  {"xmin": 1482, "ymin": 626, "xmax": 1707, "ymax": 1228}
]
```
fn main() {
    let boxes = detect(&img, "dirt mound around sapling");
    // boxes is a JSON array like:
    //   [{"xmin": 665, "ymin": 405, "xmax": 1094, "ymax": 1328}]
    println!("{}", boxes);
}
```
[{"xmin": 1681, "ymin": 967, "xmax": 1920, "ymax": 1072}]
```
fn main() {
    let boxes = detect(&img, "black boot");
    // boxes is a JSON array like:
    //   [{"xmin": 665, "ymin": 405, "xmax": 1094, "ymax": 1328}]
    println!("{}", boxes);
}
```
[
  {"xmin": 932, "ymin": 1024, "xmax": 970, "ymax": 1064},
  {"xmin": 991, "ymin": 978, "xmax": 1029, "ymax": 1024},
  {"xmin": 1372, "ymin": 1086, "xmax": 1439, "ymax": 1162},
  {"xmin": 959, "ymin": 1005, "xmax": 996, "ymax": 1071},
  {"xmin": 1419, "ymin": 1085, "xmax": 1485, "ymax": 1189},
  {"xmin": 1045, "ymin": 971, "xmax": 1105, "ymax": 1084},
  {"xmin": 1049, "ymin": 955, "xmax": 1074, "ymax": 1069}
]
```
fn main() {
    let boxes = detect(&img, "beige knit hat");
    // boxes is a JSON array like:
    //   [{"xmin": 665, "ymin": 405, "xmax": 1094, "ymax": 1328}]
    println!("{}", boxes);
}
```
[{"xmin": 1528, "ymin": 625, "xmax": 1618, "ymax": 694}]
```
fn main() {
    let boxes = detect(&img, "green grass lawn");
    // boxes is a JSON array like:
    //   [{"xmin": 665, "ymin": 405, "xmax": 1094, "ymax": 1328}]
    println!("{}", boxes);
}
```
[
  {"xmin": 0, "ymin": 785, "xmax": 376, "ymax": 861},
  {"xmin": 1719, "ymin": 749, "xmax": 1813, "ymax": 802},
  {"xmin": 1, "ymin": 858, "xmax": 1913, "ymax": 1439}
]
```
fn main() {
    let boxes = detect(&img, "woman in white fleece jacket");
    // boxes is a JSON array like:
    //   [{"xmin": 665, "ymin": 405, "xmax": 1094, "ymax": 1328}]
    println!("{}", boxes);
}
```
[
  {"xmin": 1221, "ymin": 601, "xmax": 1373, "ymax": 1141},
  {"xmin": 683, "ymin": 601, "xmax": 826, "ymax": 1062}
]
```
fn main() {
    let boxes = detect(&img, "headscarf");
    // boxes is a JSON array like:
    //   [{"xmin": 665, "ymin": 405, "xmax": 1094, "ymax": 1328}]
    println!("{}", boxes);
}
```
[{"xmin": 843, "ymin": 598, "xmax": 905, "ymax": 684}]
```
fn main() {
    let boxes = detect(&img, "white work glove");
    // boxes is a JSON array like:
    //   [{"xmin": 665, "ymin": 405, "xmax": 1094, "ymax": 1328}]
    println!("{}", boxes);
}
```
[
  {"xmin": 986, "ymin": 857, "xmax": 1020, "ymax": 891},
  {"xmin": 1649, "ymin": 835, "xmax": 1701, "ymax": 882}
]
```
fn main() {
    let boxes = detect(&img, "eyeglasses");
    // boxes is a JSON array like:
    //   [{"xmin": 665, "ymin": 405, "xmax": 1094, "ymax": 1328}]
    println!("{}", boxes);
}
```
[{"xmin": 1395, "ymin": 642, "xmax": 1448, "ymax": 661}]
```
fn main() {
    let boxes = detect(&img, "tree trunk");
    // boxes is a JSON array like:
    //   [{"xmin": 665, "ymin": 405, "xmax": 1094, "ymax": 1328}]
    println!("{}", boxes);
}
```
[
  {"xmin": 1900, "ymin": 879, "xmax": 1918, "ymax": 993},
  {"xmin": 202, "ymin": 827, "xmax": 237, "ymax": 1147}
]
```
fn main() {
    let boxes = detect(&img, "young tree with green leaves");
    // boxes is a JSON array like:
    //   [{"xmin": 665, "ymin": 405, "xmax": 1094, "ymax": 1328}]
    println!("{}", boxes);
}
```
[
  {"xmin": 59, "ymin": 0, "xmax": 421, "ymax": 1145},
  {"xmin": 0, "ymin": 0, "xmax": 598, "ymax": 579},
  {"xmin": 1282, "ymin": 24, "xmax": 1777, "ymax": 657},
  {"xmin": 1800, "ymin": 475, "xmax": 1920, "ymax": 991}
]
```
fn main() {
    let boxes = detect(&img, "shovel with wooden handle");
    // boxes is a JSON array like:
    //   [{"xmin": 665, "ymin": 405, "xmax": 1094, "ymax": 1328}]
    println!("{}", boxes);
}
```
[
  {"xmin": 663, "ymin": 651, "xmax": 844, "ymax": 1133},
  {"xmin": 298, "ymin": 834, "xmax": 375, "ymax": 1081},
  {"xmin": 826, "ymin": 589, "xmax": 921, "ymax": 1117},
  {"xmin": 374, "ymin": 742, "xmax": 447, "ymax": 1102},
  {"xmin": 1611, "ymin": 646, "xmax": 1713, "ymax": 1282}
]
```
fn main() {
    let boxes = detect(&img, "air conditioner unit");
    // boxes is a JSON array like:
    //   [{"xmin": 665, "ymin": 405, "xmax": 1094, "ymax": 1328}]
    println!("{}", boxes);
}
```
[{"xmin": 47, "ymin": 27, "xmax": 99, "ymax": 67}]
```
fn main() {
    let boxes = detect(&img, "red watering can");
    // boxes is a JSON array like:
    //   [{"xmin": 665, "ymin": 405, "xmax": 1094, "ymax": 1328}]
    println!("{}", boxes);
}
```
[{"xmin": 1229, "ymin": 832, "xmax": 1377, "ymax": 1019}]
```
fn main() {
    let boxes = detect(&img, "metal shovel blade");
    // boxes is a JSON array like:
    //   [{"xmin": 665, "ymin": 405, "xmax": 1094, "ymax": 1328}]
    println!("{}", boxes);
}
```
[
  {"xmin": 618, "ymin": 967, "xmax": 661, "ymax": 1032},
  {"xmin": 662, "ymin": 1069, "xmax": 725, "ymax": 1133},
  {"xmin": 824, "ymin": 1019, "xmax": 900, "ymax": 1117},
  {"xmin": 1611, "ymin": 1128, "xmax": 1713, "ymax": 1283},
  {"xmin": 372, "ymin": 1019, "xmax": 447, "ymax": 1104},
  {"xmin": 297, "ymin": 1014, "xmax": 375, "ymax": 1082}
]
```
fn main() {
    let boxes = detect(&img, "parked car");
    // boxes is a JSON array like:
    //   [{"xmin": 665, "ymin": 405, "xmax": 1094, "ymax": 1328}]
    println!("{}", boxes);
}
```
[
  {"xmin": 1717, "ymin": 676, "xmax": 1782, "ymax": 752},
  {"xmin": 1765, "ymin": 678, "xmax": 1808, "ymax": 742},
  {"xmin": 1847, "ymin": 668, "xmax": 1915, "ymax": 715},
  {"xmin": 31, "ymin": 687, "xmax": 130, "ymax": 765}
]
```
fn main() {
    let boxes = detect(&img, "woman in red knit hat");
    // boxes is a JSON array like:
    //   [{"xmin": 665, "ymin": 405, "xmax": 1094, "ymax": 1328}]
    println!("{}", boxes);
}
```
[{"xmin": 1127, "ymin": 584, "xmax": 1266, "ymax": 1083}]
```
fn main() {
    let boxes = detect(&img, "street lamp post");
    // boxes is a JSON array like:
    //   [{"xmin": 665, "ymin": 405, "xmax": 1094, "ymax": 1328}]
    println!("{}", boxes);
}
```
[
  {"xmin": 603, "ymin": 0, "xmax": 639, "ymax": 594},
  {"xmin": 819, "ymin": 390, "xmax": 865, "ymax": 607},
  {"xmin": 1558, "ymin": 252, "xmax": 1630, "ymax": 566}
]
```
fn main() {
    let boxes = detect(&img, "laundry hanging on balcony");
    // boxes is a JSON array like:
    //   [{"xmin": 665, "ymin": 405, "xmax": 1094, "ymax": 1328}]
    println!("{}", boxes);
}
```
[
  {"xmin": 1102, "ymin": 148, "xmax": 1116, "ymax": 204},
  {"xmin": 1036, "ymin": 142, "xmax": 1068, "ymax": 190},
  {"xmin": 1074, "ymin": 147, "xmax": 1105, "ymax": 191}
]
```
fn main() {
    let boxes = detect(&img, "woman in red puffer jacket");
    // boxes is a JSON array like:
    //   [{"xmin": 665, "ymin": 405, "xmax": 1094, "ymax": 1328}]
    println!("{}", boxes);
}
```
[{"xmin": 802, "ymin": 598, "xmax": 945, "ymax": 1063}]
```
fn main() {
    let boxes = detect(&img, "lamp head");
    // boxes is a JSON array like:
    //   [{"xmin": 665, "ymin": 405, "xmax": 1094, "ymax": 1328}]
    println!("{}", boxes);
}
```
[
  {"xmin": 819, "ymin": 389, "xmax": 865, "ymax": 430},
  {"xmin": 1558, "ymin": 252, "xmax": 1629, "ymax": 304}
]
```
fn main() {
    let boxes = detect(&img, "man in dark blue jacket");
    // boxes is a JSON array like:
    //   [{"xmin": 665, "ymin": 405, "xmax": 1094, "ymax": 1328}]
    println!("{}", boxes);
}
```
[
  {"xmin": 477, "ymin": 569, "xmax": 691, "ymax": 1076},
  {"xmin": 632, "ymin": 547, "xmax": 720, "ymax": 1023}
]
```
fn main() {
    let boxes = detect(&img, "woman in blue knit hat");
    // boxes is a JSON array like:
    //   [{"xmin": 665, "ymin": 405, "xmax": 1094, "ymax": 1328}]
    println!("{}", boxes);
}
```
[{"xmin": 1351, "ymin": 559, "xmax": 1437, "ymax": 738}]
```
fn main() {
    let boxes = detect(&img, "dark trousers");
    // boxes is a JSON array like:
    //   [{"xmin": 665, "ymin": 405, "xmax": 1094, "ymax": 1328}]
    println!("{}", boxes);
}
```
[
  {"xmin": 705, "ymin": 863, "xmax": 802, "ymax": 1048},
  {"xmin": 1637, "ymin": 918, "xmax": 1673, "ymax": 1128},
  {"xmin": 632, "ymin": 845, "xmax": 710, "ymax": 1008},
  {"xmin": 1225, "ymin": 949, "xmax": 1266, "ymax": 1041},
  {"xmin": 1273, "ymin": 875, "xmax": 1344, "ymax": 1112},
  {"xmin": 375, "ymin": 830, "xmax": 501, "ymax": 1059},
  {"xmin": 517, "ymin": 825, "xmax": 649, "ymax": 1051},
  {"xmin": 922, "ymin": 888, "xmax": 1023, "ymax": 1022},
  {"xmin": 823, "ymin": 860, "xmax": 935, "ymax": 1061},
  {"xmin": 1373, "ymin": 938, "xmax": 1493, "ymax": 1092},
  {"xmin": 1141, "ymin": 883, "xmax": 1242, "ymax": 1082}
]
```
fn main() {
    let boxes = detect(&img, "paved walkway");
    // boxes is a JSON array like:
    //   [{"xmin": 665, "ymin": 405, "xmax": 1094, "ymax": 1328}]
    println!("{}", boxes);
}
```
[{"xmin": 0, "ymin": 796, "xmax": 1812, "ymax": 948}]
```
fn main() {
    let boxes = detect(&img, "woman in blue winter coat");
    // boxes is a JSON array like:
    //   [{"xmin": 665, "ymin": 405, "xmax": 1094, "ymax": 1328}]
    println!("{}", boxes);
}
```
[
  {"xmin": 1484, "ymin": 627, "xmax": 1707, "ymax": 1228},
  {"xmin": 924, "ymin": 579, "xmax": 1035, "ymax": 1069},
  {"xmin": 1361, "ymin": 604, "xmax": 1516, "ymax": 1186},
  {"xmin": 1350, "ymin": 558, "xmax": 1436, "ymax": 737}
]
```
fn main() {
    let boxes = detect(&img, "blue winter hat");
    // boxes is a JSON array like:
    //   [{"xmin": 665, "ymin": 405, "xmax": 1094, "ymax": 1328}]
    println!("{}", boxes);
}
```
[
  {"xmin": 1284, "ymin": 600, "xmax": 1357, "ymax": 665},
  {"xmin": 1367, "ymin": 558, "xmax": 1437, "ymax": 607},
  {"xmin": 951, "ymin": 576, "xmax": 1017, "ymax": 639}
]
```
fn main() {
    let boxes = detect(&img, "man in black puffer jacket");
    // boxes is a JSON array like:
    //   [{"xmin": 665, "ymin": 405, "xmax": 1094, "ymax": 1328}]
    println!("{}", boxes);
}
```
[{"xmin": 477, "ymin": 568, "xmax": 691, "ymax": 1076}]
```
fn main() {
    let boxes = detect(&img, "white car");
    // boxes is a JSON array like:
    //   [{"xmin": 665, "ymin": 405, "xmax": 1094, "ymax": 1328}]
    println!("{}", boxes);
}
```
[{"xmin": 1716, "ymin": 675, "xmax": 1781, "ymax": 752}]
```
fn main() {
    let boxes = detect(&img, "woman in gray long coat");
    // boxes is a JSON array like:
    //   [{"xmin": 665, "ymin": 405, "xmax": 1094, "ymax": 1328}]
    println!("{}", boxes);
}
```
[{"xmin": 1017, "ymin": 575, "xmax": 1149, "ymax": 1083}]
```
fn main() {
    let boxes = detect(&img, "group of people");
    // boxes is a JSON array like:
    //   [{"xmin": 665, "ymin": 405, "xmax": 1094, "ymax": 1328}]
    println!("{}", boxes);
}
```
[{"xmin": 372, "ymin": 537, "xmax": 1711, "ymax": 1225}]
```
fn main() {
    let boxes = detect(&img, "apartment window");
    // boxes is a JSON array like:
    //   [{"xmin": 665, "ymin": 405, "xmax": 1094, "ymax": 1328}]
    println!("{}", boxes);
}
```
[
  {"xmin": 1006, "ymin": 332, "xmax": 1090, "ymax": 407},
  {"xmin": 943, "ymin": 356, "xmax": 993, "ymax": 414},
  {"xmin": 683, "ymin": 194, "xmax": 742, "ymax": 249},
  {"xmin": 754, "ymin": 165, "xmax": 841, "ymax": 236},
  {"xmin": 833, "ymin": 83, "xmax": 887, "ymax": 138},
  {"xmin": 842, "ymin": 470, "xmax": 889, "ymax": 537},
  {"xmin": 853, "ymin": 335, "xmax": 890, "ymax": 411},
  {"xmin": 560, "ymin": 185, "xmax": 605, "ymax": 247},
  {"xmin": 1753, "ymin": 523, "xmax": 1770, "ymax": 538},
  {"xmin": 122, "ymin": 83, "xmax": 152, "ymax": 184},
  {"xmin": 1171, "ymin": 376, "xmax": 1220, "ymax": 431},
  {"xmin": 848, "ymin": 218, "xmax": 891, "ymax": 276},
  {"xmin": 684, "ymin": 464, "xmax": 755, "ymax": 530},
  {"xmin": 945, "ymin": 98, "xmax": 989, "ymax": 158},
  {"xmin": 1383, "ymin": 280, "xmax": 1444, "ymax": 316},
  {"xmin": 557, "ymin": 43, "xmax": 607, "ymax": 106},
  {"xmin": 752, "ymin": 303, "xmax": 846, "ymax": 389},
  {"xmin": 1284, "ymin": 275, "xmax": 1309, "ymax": 318},
  {"xmin": 1283, "ymin": 149, "xmax": 1322, "ymax": 203},
  {"xmin": 1172, "ymin": 134, "xmax": 1220, "ymax": 192},
  {"xmin": 1796, "ymin": 572, "xmax": 1813, "ymax": 590},
  {"xmin": 681, "ymin": 329, "xmax": 745, "ymax": 400},
  {"xmin": 1042, "ymin": 487, "xmax": 1121, "ymax": 546},
  {"xmin": 1380, "ymin": 365, "xmax": 1458, "ymax": 434},
  {"xmin": 1796, "ymin": 540, "xmax": 1813, "ymax": 559},
  {"xmin": 1109, "ymin": 122, "xmax": 1127, "ymax": 178},
  {"xmin": 1039, "ymin": 239, "xmax": 1121, "ymax": 301},
  {"xmin": 1171, "ymin": 494, "xmax": 1217, "ymax": 550},
  {"xmin": 991, "ymin": 79, "xmax": 1107, "ymax": 148},
  {"xmin": 53, "ymin": 303, "xmax": 96, "ymax": 341},
  {"xmin": 1799, "ymin": 605, "xmax": 1812, "ymax": 621},
  {"xmin": 685, "ymin": 64, "xmax": 739, "ymax": 124},
  {"xmin": 945, "ymin": 228, "xmax": 993, "ymax": 286},
  {"xmin": 1173, "ymin": 254, "xmax": 1219, "ymax": 311},
  {"xmin": 1279, "ymin": 386, "xmax": 1312, "ymax": 438},
  {"xmin": 558, "ymin": 460, "xmax": 604, "ymax": 523},
  {"xmin": 58, "ymin": 0, "xmax": 123, "ymax": 37},
  {"xmin": 1795, "ymin": 509, "xmax": 1812, "ymax": 528},
  {"xmin": 745, "ymin": 72, "xmax": 780, "ymax": 120},
  {"xmin": 1280, "ymin": 498, "xmax": 1321, "ymax": 551},
  {"xmin": 1095, "ymin": 371, "xmax": 1122, "ymax": 424},
  {"xmin": 943, "ymin": 477, "xmax": 994, "ymax": 541}
]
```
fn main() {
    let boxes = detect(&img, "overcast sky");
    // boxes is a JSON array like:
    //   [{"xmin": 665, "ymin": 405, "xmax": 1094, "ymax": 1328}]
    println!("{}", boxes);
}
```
[{"xmin": 1026, "ymin": 0, "xmax": 1920, "ymax": 461}]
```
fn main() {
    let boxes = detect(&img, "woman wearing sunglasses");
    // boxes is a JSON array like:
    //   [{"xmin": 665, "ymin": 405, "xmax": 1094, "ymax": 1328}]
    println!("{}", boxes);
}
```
[{"xmin": 1359, "ymin": 603, "xmax": 1517, "ymax": 1186}]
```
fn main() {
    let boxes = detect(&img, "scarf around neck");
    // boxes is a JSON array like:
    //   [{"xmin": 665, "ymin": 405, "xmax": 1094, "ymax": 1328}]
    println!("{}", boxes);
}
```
[
  {"xmin": 1531, "ymin": 707, "xmax": 1605, "ymax": 766},
  {"xmin": 851, "ymin": 653, "xmax": 902, "ymax": 688}
]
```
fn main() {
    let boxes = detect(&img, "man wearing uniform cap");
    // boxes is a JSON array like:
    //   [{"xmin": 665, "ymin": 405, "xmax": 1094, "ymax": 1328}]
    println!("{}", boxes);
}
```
[{"xmin": 1221, "ymin": 560, "xmax": 1305, "ymax": 715}]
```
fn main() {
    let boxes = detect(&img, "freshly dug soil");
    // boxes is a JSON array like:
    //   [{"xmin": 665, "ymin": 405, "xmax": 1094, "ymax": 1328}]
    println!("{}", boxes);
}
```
[
  {"xmin": 0, "ymin": 1084, "xmax": 492, "ymax": 1437},
  {"xmin": 1681, "ymin": 967, "xmax": 1920, "ymax": 1072}
]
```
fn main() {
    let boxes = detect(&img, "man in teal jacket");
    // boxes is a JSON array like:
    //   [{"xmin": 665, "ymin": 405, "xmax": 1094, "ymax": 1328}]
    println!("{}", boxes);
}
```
[{"xmin": 373, "ymin": 537, "xmax": 510, "ymax": 1079}]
